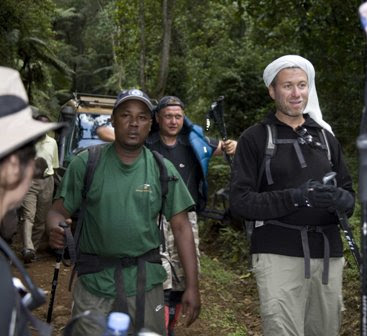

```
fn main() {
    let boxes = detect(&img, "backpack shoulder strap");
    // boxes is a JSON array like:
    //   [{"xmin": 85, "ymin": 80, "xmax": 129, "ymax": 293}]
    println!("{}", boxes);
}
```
[
  {"xmin": 73, "ymin": 145, "xmax": 103, "ymax": 258},
  {"xmin": 82, "ymin": 145, "xmax": 103, "ymax": 198},
  {"xmin": 258, "ymin": 123, "xmax": 276, "ymax": 188},
  {"xmin": 151, "ymin": 150, "xmax": 169, "ymax": 199},
  {"xmin": 319, "ymin": 128, "xmax": 332, "ymax": 166},
  {"xmin": 265, "ymin": 124, "xmax": 276, "ymax": 158},
  {"xmin": 67, "ymin": 145, "xmax": 103, "ymax": 289},
  {"xmin": 243, "ymin": 123, "xmax": 274, "ymax": 247}
]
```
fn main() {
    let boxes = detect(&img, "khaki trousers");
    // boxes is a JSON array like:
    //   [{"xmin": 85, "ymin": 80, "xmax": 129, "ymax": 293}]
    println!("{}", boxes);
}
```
[
  {"xmin": 252, "ymin": 253, "xmax": 344, "ymax": 336},
  {"xmin": 21, "ymin": 176, "xmax": 54, "ymax": 251}
]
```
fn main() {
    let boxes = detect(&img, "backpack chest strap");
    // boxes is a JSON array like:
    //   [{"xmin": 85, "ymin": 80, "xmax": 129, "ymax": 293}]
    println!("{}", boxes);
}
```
[
  {"xmin": 265, "ymin": 138, "xmax": 306, "ymax": 185},
  {"xmin": 263, "ymin": 124, "xmax": 331, "ymax": 186}
]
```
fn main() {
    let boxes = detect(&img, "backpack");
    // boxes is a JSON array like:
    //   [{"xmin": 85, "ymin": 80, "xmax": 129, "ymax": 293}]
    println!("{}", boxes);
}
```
[
  {"xmin": 65, "ymin": 144, "xmax": 177, "ymax": 270},
  {"xmin": 261, "ymin": 123, "xmax": 332, "ymax": 186},
  {"xmin": 244, "ymin": 123, "xmax": 332, "ymax": 239},
  {"xmin": 146, "ymin": 116, "xmax": 215, "ymax": 212}
]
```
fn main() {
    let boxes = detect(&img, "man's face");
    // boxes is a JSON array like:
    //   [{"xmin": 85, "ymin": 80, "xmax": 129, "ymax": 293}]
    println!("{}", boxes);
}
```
[
  {"xmin": 111, "ymin": 100, "xmax": 152, "ymax": 151},
  {"xmin": 269, "ymin": 68, "xmax": 309, "ymax": 119},
  {"xmin": 156, "ymin": 106, "xmax": 185, "ymax": 138}
]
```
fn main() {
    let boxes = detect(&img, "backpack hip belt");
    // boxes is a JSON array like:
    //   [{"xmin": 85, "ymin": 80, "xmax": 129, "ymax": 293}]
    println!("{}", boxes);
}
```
[
  {"xmin": 260, "ymin": 220, "xmax": 335, "ymax": 285},
  {"xmin": 76, "ymin": 248, "xmax": 161, "ymax": 332}
]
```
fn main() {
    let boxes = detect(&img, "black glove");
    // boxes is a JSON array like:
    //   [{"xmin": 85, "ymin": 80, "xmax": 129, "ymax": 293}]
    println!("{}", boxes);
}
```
[
  {"xmin": 291, "ymin": 181, "xmax": 354, "ymax": 211},
  {"xmin": 328, "ymin": 187, "xmax": 354, "ymax": 212},
  {"xmin": 290, "ymin": 180, "xmax": 336, "ymax": 208}
]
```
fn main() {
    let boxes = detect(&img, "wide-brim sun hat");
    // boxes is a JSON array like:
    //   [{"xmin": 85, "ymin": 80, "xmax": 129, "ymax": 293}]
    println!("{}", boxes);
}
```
[
  {"xmin": 0, "ymin": 67, "xmax": 66, "ymax": 160},
  {"xmin": 113, "ymin": 89, "xmax": 154, "ymax": 114}
]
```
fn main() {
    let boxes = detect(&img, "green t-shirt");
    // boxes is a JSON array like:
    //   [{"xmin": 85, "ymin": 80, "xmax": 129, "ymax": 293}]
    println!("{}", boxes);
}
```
[{"xmin": 56, "ymin": 144, "xmax": 194, "ymax": 297}]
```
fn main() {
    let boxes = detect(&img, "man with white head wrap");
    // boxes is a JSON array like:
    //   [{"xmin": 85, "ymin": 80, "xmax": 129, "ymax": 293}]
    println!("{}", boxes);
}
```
[
  {"xmin": 230, "ymin": 55, "xmax": 354, "ymax": 335},
  {"xmin": 263, "ymin": 55, "xmax": 333, "ymax": 133}
]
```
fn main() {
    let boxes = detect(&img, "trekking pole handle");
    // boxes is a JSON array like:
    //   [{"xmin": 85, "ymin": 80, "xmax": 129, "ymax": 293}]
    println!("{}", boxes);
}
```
[
  {"xmin": 212, "ymin": 97, "xmax": 232, "ymax": 166},
  {"xmin": 322, "ymin": 171, "xmax": 337, "ymax": 186},
  {"xmin": 56, "ymin": 221, "xmax": 68, "ymax": 258}
]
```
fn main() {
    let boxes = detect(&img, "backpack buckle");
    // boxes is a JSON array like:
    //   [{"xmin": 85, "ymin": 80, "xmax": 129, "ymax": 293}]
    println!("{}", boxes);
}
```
[{"xmin": 305, "ymin": 225, "xmax": 316, "ymax": 232}]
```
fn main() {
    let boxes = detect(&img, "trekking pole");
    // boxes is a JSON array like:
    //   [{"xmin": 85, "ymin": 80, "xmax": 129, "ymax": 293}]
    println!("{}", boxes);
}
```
[
  {"xmin": 46, "ymin": 221, "xmax": 67, "ymax": 323},
  {"xmin": 359, "ymin": 3, "xmax": 367, "ymax": 335},
  {"xmin": 322, "ymin": 172, "xmax": 362, "ymax": 269},
  {"xmin": 206, "ymin": 96, "xmax": 232, "ymax": 167}
]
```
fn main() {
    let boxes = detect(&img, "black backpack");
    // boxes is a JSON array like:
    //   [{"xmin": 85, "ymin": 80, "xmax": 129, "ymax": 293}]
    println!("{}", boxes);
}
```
[
  {"xmin": 261, "ymin": 123, "xmax": 332, "ymax": 186},
  {"xmin": 244, "ymin": 123, "xmax": 332, "ymax": 239}
]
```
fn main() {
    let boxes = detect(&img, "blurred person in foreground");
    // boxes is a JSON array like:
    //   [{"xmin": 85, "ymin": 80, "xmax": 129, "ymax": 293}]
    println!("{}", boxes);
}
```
[{"xmin": 0, "ymin": 66, "xmax": 63, "ymax": 335}]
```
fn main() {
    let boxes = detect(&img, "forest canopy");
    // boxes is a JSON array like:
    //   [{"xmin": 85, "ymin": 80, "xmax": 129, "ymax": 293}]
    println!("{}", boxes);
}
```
[{"xmin": 0, "ymin": 0, "xmax": 365, "ymax": 148}]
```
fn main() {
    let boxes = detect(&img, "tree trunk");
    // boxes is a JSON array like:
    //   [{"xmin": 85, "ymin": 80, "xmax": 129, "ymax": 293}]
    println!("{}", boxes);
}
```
[
  {"xmin": 139, "ymin": 0, "xmax": 146, "ymax": 91},
  {"xmin": 154, "ymin": 0, "xmax": 175, "ymax": 98},
  {"xmin": 111, "ymin": 31, "xmax": 124, "ymax": 91}
]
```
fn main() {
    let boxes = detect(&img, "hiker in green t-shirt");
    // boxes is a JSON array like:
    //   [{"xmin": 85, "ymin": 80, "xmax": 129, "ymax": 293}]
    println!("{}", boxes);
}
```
[{"xmin": 47, "ymin": 89, "xmax": 201, "ymax": 336}]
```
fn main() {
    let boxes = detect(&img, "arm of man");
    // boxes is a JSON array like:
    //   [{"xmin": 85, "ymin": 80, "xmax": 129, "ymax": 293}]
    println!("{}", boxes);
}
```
[
  {"xmin": 47, "ymin": 150, "xmax": 87, "ymax": 249},
  {"xmin": 47, "ymin": 199, "xmax": 72, "ymax": 249},
  {"xmin": 170, "ymin": 211, "xmax": 201, "ymax": 326},
  {"xmin": 326, "ymin": 132, "xmax": 355, "ymax": 215},
  {"xmin": 96, "ymin": 125, "xmax": 115, "ymax": 142},
  {"xmin": 229, "ymin": 126, "xmax": 298, "ymax": 220}
]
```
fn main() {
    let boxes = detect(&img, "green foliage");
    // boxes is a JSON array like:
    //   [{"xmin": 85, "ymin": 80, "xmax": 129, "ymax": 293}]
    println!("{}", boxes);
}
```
[
  {"xmin": 114, "ymin": 1, "xmax": 161, "ymax": 94},
  {"xmin": 200, "ymin": 254, "xmax": 250, "ymax": 335},
  {"xmin": 3, "ymin": 0, "xmax": 363, "ymax": 137},
  {"xmin": 53, "ymin": 0, "xmax": 117, "ymax": 95},
  {"xmin": 0, "ymin": 0, "xmax": 73, "ymax": 119},
  {"xmin": 172, "ymin": 0, "xmax": 256, "ymax": 129},
  {"xmin": 207, "ymin": 156, "xmax": 231, "ymax": 191},
  {"xmin": 201, "ymin": 154, "xmax": 250, "ymax": 274}
]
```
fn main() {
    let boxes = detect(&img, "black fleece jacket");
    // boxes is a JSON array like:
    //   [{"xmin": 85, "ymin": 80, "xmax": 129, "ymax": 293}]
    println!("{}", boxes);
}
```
[{"xmin": 229, "ymin": 112, "xmax": 355, "ymax": 258}]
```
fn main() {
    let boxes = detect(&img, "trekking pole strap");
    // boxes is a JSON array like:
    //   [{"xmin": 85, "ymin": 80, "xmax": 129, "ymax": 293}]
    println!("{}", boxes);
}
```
[{"xmin": 63, "ymin": 225, "xmax": 76, "ymax": 264}]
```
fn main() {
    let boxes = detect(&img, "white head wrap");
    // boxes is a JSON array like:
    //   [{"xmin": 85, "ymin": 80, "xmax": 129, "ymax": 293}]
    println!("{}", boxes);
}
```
[{"xmin": 263, "ymin": 55, "xmax": 332, "ymax": 133}]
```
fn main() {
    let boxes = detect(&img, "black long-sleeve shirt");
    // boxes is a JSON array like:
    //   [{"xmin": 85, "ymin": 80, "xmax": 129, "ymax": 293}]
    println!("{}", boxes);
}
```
[{"xmin": 229, "ymin": 112, "xmax": 354, "ymax": 258}]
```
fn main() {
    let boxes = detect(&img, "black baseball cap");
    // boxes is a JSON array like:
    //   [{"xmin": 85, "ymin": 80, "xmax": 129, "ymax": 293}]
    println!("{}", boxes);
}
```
[
  {"xmin": 156, "ymin": 96, "xmax": 185, "ymax": 112},
  {"xmin": 113, "ymin": 89, "xmax": 154, "ymax": 114}
]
